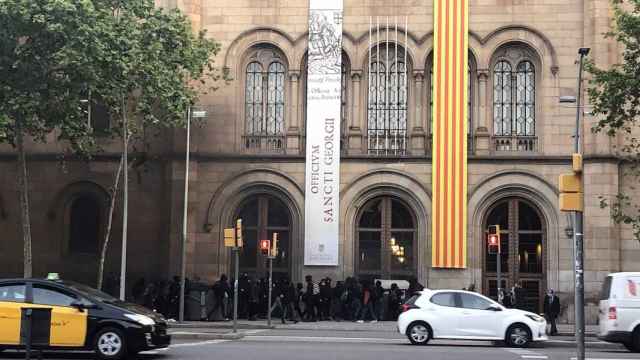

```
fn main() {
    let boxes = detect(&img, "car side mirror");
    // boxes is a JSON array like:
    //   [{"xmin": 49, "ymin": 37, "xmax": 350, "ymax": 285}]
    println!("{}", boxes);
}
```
[
  {"xmin": 70, "ymin": 301, "xmax": 86, "ymax": 312},
  {"xmin": 488, "ymin": 304, "xmax": 502, "ymax": 311}
]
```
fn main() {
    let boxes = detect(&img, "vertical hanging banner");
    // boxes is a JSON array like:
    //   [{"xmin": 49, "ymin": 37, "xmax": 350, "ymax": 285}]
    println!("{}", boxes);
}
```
[
  {"xmin": 432, "ymin": 0, "xmax": 469, "ymax": 268},
  {"xmin": 304, "ymin": 0, "xmax": 343, "ymax": 266}
]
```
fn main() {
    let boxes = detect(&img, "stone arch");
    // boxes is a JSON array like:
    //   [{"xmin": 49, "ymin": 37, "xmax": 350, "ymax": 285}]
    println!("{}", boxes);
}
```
[
  {"xmin": 341, "ymin": 169, "xmax": 431, "ymax": 284},
  {"xmin": 480, "ymin": 25, "xmax": 558, "ymax": 75},
  {"xmin": 224, "ymin": 27, "xmax": 296, "ymax": 78},
  {"xmin": 468, "ymin": 170, "xmax": 564, "ymax": 292},
  {"xmin": 205, "ymin": 168, "xmax": 304, "ymax": 282},
  {"xmin": 47, "ymin": 181, "xmax": 110, "ymax": 257},
  {"xmin": 417, "ymin": 30, "xmax": 482, "ymax": 69},
  {"xmin": 293, "ymin": 31, "xmax": 357, "ymax": 72}
]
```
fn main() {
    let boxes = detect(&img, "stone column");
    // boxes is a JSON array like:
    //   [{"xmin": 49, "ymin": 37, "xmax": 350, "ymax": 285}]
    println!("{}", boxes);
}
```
[
  {"xmin": 475, "ymin": 69, "xmax": 490, "ymax": 155},
  {"xmin": 348, "ymin": 70, "xmax": 363, "ymax": 153},
  {"xmin": 287, "ymin": 70, "xmax": 301, "ymax": 154},
  {"xmin": 411, "ymin": 70, "xmax": 426, "ymax": 155}
]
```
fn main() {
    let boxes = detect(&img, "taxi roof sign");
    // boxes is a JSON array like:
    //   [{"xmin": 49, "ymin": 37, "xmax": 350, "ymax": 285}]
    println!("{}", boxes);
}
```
[{"xmin": 46, "ymin": 272, "xmax": 60, "ymax": 280}]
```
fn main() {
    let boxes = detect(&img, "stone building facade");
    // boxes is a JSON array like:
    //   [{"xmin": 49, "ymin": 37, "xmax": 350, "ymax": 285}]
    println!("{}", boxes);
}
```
[{"xmin": 1, "ymin": 0, "xmax": 639, "ymax": 323}]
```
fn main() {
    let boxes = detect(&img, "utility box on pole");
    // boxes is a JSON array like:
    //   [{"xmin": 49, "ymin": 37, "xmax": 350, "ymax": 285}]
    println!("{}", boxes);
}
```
[{"xmin": 559, "ymin": 153, "xmax": 584, "ymax": 212}]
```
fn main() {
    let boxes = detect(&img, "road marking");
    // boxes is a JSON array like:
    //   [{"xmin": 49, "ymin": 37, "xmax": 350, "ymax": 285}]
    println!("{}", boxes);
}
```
[
  {"xmin": 244, "ymin": 329, "xmax": 268, "ymax": 335},
  {"xmin": 171, "ymin": 340, "xmax": 230, "ymax": 347},
  {"xmin": 505, "ymin": 348, "xmax": 548, "ymax": 359},
  {"xmin": 521, "ymin": 356, "xmax": 548, "ymax": 359},
  {"xmin": 570, "ymin": 358, "xmax": 632, "ymax": 360},
  {"xmin": 245, "ymin": 335, "xmax": 405, "ymax": 343}
]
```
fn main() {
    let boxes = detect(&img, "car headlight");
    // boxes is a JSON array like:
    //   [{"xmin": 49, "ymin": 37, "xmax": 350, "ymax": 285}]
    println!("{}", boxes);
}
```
[
  {"xmin": 525, "ymin": 314, "xmax": 545, "ymax": 323},
  {"xmin": 125, "ymin": 314, "xmax": 155, "ymax": 326}
]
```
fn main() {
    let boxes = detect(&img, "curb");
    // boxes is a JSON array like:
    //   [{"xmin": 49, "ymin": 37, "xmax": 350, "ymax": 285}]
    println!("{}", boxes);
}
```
[
  {"xmin": 536, "ymin": 340, "xmax": 623, "ymax": 351},
  {"xmin": 169, "ymin": 331, "xmax": 246, "ymax": 340},
  {"xmin": 170, "ymin": 323, "xmax": 276, "ymax": 330}
]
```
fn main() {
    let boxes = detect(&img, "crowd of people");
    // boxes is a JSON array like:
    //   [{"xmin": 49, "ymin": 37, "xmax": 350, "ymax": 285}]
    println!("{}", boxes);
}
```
[
  {"xmin": 205, "ymin": 274, "xmax": 426, "ymax": 323},
  {"xmin": 117, "ymin": 273, "xmax": 560, "ymax": 333}
]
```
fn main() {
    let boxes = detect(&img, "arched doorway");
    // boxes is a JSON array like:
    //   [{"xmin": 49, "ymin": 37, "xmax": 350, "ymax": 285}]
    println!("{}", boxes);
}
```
[
  {"xmin": 483, "ymin": 198, "xmax": 546, "ymax": 313},
  {"xmin": 355, "ymin": 196, "xmax": 416, "ymax": 281},
  {"xmin": 234, "ymin": 194, "xmax": 291, "ymax": 279}
]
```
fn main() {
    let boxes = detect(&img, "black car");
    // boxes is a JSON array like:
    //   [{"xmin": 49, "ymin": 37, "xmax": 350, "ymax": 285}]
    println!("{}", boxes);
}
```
[{"xmin": 0, "ymin": 278, "xmax": 170, "ymax": 359}]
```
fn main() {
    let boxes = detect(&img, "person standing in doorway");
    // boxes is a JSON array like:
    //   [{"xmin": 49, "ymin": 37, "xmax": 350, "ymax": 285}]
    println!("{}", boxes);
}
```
[{"xmin": 543, "ymin": 289, "xmax": 561, "ymax": 335}]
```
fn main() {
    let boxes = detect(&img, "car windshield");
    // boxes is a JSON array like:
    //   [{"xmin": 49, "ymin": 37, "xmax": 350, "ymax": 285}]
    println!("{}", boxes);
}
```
[{"xmin": 60, "ymin": 281, "xmax": 121, "ymax": 303}]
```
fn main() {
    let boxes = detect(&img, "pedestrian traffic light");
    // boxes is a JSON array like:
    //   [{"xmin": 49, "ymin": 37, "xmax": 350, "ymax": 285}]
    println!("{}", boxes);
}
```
[
  {"xmin": 559, "ymin": 153, "xmax": 583, "ymax": 212},
  {"xmin": 260, "ymin": 239, "xmax": 270, "ymax": 255},
  {"xmin": 236, "ymin": 219, "xmax": 243, "ymax": 247},
  {"xmin": 487, "ymin": 225, "xmax": 500, "ymax": 254},
  {"xmin": 271, "ymin": 232, "xmax": 278, "ymax": 258}
]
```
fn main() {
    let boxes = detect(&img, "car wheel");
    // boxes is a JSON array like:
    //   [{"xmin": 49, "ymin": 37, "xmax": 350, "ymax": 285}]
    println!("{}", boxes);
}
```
[
  {"xmin": 407, "ymin": 322, "xmax": 431, "ymax": 345},
  {"xmin": 631, "ymin": 328, "xmax": 640, "ymax": 353},
  {"xmin": 506, "ymin": 324, "xmax": 531, "ymax": 348},
  {"xmin": 94, "ymin": 327, "xmax": 127, "ymax": 360}
]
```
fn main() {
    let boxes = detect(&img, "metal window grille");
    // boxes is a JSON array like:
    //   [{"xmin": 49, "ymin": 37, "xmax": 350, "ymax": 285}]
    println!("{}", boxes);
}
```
[
  {"xmin": 367, "ymin": 44, "xmax": 408, "ymax": 155},
  {"xmin": 493, "ymin": 60, "xmax": 513, "ymax": 136},
  {"xmin": 244, "ymin": 54, "xmax": 286, "ymax": 152},
  {"xmin": 516, "ymin": 61, "xmax": 535, "ymax": 136}
]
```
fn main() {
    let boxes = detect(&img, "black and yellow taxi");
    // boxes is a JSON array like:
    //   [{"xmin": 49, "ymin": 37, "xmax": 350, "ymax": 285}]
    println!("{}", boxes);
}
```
[{"xmin": 0, "ymin": 277, "xmax": 170, "ymax": 359}]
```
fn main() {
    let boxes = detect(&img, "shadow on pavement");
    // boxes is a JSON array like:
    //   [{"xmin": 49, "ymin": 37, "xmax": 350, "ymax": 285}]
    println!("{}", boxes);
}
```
[{"xmin": 0, "ymin": 350, "xmax": 168, "ymax": 360}]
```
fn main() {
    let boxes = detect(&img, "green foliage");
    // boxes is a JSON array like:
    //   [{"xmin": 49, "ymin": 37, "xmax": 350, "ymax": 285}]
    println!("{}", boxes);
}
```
[
  {"xmin": 0, "ymin": 0, "xmax": 226, "ymax": 154},
  {"xmin": 588, "ymin": 0, "xmax": 640, "ymax": 242}
]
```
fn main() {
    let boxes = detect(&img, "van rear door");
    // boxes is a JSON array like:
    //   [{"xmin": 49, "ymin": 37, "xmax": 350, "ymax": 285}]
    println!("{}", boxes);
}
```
[{"xmin": 598, "ymin": 275, "xmax": 614, "ymax": 336}]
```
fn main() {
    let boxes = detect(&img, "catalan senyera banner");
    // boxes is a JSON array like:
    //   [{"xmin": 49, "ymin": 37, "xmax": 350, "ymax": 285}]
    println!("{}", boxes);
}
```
[
  {"xmin": 432, "ymin": 0, "xmax": 468, "ymax": 268},
  {"xmin": 304, "ymin": 0, "xmax": 343, "ymax": 266}
]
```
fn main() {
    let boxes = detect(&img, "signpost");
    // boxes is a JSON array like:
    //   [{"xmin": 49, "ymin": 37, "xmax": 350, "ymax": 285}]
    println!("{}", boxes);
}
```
[
  {"xmin": 261, "ymin": 234, "xmax": 278, "ymax": 327},
  {"xmin": 488, "ymin": 225, "xmax": 501, "ymax": 301},
  {"xmin": 224, "ymin": 219, "xmax": 243, "ymax": 333}
]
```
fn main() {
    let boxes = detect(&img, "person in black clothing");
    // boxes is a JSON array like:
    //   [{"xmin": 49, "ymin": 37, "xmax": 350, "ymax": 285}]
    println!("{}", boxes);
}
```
[
  {"xmin": 346, "ymin": 277, "xmax": 362, "ymax": 321},
  {"xmin": 303, "ymin": 275, "xmax": 318, "ymax": 321},
  {"xmin": 238, "ymin": 273, "xmax": 250, "ymax": 318},
  {"xmin": 513, "ymin": 282, "xmax": 527, "ymax": 310},
  {"xmin": 319, "ymin": 278, "xmax": 333, "ymax": 320},
  {"xmin": 286, "ymin": 281, "xmax": 300, "ymax": 323},
  {"xmin": 501, "ymin": 288, "xmax": 514, "ymax": 308},
  {"xmin": 207, "ymin": 274, "xmax": 230, "ymax": 321},
  {"xmin": 295, "ymin": 282, "xmax": 304, "ymax": 319},
  {"xmin": 387, "ymin": 283, "xmax": 402, "ymax": 320},
  {"xmin": 543, "ymin": 289, "xmax": 561, "ymax": 335},
  {"xmin": 248, "ymin": 277, "xmax": 260, "ymax": 320},
  {"xmin": 373, "ymin": 280, "xmax": 385, "ymax": 321},
  {"xmin": 332, "ymin": 281, "xmax": 345, "ymax": 321},
  {"xmin": 407, "ymin": 277, "xmax": 425, "ymax": 297},
  {"xmin": 132, "ymin": 278, "xmax": 146, "ymax": 305}
]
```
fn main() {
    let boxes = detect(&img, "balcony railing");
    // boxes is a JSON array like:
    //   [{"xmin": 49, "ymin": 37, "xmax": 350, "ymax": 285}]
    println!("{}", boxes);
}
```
[
  {"xmin": 243, "ymin": 135, "xmax": 286, "ymax": 154},
  {"xmin": 492, "ymin": 135, "xmax": 538, "ymax": 152},
  {"xmin": 366, "ymin": 132, "xmax": 408, "ymax": 156}
]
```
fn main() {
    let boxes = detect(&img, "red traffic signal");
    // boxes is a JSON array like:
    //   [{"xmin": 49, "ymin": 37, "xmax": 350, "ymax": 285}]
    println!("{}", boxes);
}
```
[
  {"xmin": 260, "ymin": 239, "xmax": 270, "ymax": 255},
  {"xmin": 487, "ymin": 225, "xmax": 501, "ymax": 254}
]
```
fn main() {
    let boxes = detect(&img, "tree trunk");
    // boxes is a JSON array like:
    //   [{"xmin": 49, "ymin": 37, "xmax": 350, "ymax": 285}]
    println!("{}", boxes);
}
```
[
  {"xmin": 16, "ymin": 119, "xmax": 33, "ymax": 278},
  {"xmin": 97, "ymin": 154, "xmax": 124, "ymax": 290}
]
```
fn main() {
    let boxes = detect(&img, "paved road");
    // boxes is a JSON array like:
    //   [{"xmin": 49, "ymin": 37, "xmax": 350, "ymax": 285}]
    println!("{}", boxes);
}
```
[{"xmin": 1, "ymin": 328, "xmax": 637, "ymax": 360}]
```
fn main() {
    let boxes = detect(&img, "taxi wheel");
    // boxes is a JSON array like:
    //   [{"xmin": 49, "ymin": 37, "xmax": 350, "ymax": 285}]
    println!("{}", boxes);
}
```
[{"xmin": 94, "ymin": 327, "xmax": 128, "ymax": 360}]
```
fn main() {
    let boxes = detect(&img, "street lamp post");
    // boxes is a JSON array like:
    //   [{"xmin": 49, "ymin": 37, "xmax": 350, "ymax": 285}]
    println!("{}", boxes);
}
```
[
  {"xmin": 560, "ymin": 48, "xmax": 590, "ymax": 360},
  {"xmin": 179, "ymin": 107, "xmax": 206, "ymax": 323},
  {"xmin": 573, "ymin": 47, "xmax": 590, "ymax": 360}
]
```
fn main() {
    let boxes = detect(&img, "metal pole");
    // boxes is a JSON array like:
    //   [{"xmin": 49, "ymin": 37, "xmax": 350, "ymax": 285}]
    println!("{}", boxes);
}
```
[
  {"xmin": 497, "ymin": 248, "xmax": 502, "ymax": 302},
  {"xmin": 233, "ymin": 248, "xmax": 239, "ymax": 333},
  {"xmin": 179, "ymin": 107, "xmax": 191, "ymax": 323},
  {"xmin": 119, "ymin": 96, "xmax": 128, "ymax": 301},
  {"xmin": 574, "ymin": 48, "xmax": 588, "ymax": 360},
  {"xmin": 267, "ymin": 257, "xmax": 273, "ymax": 327}
]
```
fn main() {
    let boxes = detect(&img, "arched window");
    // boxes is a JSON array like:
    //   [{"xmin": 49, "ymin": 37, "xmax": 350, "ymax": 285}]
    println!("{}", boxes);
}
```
[
  {"xmin": 356, "ymin": 196, "xmax": 416, "ymax": 281},
  {"xmin": 491, "ymin": 45, "xmax": 537, "ymax": 152},
  {"xmin": 428, "ymin": 52, "xmax": 476, "ymax": 153},
  {"xmin": 69, "ymin": 195, "xmax": 101, "ymax": 254},
  {"xmin": 367, "ymin": 43, "xmax": 408, "ymax": 156},
  {"xmin": 244, "ymin": 47, "xmax": 287, "ymax": 152}
]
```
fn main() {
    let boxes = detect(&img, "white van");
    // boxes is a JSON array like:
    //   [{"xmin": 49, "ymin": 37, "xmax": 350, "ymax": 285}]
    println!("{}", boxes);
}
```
[{"xmin": 598, "ymin": 272, "xmax": 640, "ymax": 352}]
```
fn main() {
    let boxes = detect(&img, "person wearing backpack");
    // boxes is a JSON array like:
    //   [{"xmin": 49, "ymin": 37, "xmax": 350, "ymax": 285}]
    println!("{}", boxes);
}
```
[{"xmin": 207, "ymin": 274, "xmax": 230, "ymax": 321}]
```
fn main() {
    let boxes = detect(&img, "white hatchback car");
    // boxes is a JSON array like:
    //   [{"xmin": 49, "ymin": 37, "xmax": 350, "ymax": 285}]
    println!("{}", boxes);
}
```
[{"xmin": 398, "ymin": 289, "xmax": 547, "ymax": 347}]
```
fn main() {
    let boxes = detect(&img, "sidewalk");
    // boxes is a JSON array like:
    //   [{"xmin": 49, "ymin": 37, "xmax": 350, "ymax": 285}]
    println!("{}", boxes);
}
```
[{"xmin": 169, "ymin": 320, "xmax": 597, "ymax": 336}]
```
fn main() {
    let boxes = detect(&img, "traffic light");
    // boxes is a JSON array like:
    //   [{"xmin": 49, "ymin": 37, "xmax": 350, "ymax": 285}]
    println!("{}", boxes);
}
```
[
  {"xmin": 260, "ymin": 239, "xmax": 270, "ymax": 255},
  {"xmin": 559, "ymin": 153, "xmax": 583, "ymax": 212},
  {"xmin": 487, "ymin": 225, "xmax": 500, "ymax": 254},
  {"xmin": 236, "ymin": 219, "xmax": 243, "ymax": 248},
  {"xmin": 271, "ymin": 233, "xmax": 279, "ymax": 258}
]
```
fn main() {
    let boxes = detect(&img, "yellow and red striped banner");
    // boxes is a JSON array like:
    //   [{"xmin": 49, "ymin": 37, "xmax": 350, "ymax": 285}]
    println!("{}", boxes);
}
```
[{"xmin": 432, "ymin": 0, "xmax": 468, "ymax": 268}]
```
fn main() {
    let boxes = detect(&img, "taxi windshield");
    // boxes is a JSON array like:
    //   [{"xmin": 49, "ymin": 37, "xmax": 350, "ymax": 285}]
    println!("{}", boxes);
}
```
[{"xmin": 61, "ymin": 281, "xmax": 121, "ymax": 303}]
